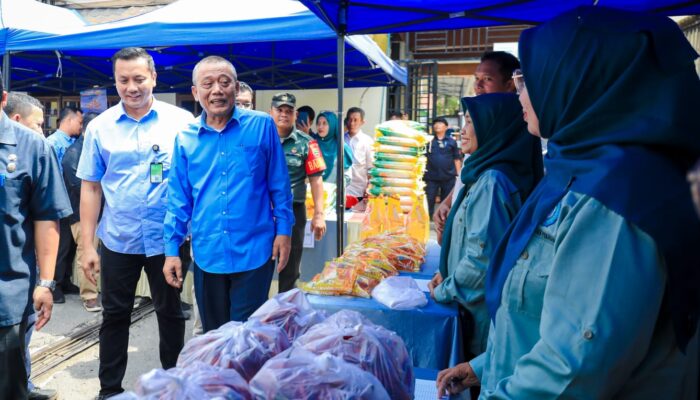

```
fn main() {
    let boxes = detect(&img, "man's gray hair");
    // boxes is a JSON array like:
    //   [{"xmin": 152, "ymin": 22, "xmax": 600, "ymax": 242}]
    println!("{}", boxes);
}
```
[
  {"xmin": 4, "ymin": 92, "xmax": 44, "ymax": 118},
  {"xmin": 192, "ymin": 56, "xmax": 237, "ymax": 85}
]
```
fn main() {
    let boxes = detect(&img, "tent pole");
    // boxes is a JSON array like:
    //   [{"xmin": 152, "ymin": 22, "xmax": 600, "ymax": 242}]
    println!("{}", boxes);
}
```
[
  {"xmin": 2, "ymin": 53, "xmax": 10, "ymax": 91},
  {"xmin": 336, "ymin": 1, "xmax": 348, "ymax": 257},
  {"xmin": 336, "ymin": 32, "xmax": 346, "ymax": 258}
]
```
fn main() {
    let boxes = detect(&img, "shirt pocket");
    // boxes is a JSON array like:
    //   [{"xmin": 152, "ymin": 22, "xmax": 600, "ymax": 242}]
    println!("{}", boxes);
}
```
[
  {"xmin": 0, "ymin": 178, "xmax": 26, "ymax": 224},
  {"xmin": 504, "ymin": 230, "xmax": 554, "ymax": 319},
  {"xmin": 285, "ymin": 151, "xmax": 304, "ymax": 170},
  {"xmin": 239, "ymin": 145, "xmax": 263, "ymax": 177}
]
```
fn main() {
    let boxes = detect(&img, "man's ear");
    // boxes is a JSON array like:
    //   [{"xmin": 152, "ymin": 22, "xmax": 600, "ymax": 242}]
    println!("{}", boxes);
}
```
[
  {"xmin": 191, "ymin": 86, "xmax": 198, "ymax": 102},
  {"xmin": 505, "ymin": 79, "xmax": 516, "ymax": 93}
]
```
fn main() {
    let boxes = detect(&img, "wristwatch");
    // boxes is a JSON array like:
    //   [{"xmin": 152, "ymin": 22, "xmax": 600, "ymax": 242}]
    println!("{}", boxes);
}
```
[{"xmin": 37, "ymin": 279, "xmax": 56, "ymax": 292}]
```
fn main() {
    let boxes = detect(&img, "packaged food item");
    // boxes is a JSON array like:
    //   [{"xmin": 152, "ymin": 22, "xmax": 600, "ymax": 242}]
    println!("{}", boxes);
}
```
[
  {"xmin": 249, "ymin": 348, "xmax": 390, "ymax": 400},
  {"xmin": 248, "ymin": 288, "xmax": 326, "ymax": 341},
  {"xmin": 375, "ymin": 120, "xmax": 428, "ymax": 140},
  {"xmin": 300, "ymin": 261, "xmax": 357, "ymax": 296},
  {"xmin": 374, "ymin": 152, "xmax": 420, "ymax": 163},
  {"xmin": 374, "ymin": 143, "xmax": 422, "ymax": 156},
  {"xmin": 376, "ymin": 136, "xmax": 424, "ymax": 148},
  {"xmin": 405, "ymin": 194, "xmax": 430, "ymax": 243},
  {"xmin": 176, "ymin": 319, "xmax": 291, "ymax": 381},
  {"xmin": 373, "ymin": 159, "xmax": 422, "ymax": 172},
  {"xmin": 358, "ymin": 195, "xmax": 405, "ymax": 242},
  {"xmin": 370, "ymin": 176, "xmax": 421, "ymax": 188},
  {"xmin": 368, "ymin": 185, "xmax": 418, "ymax": 197},
  {"xmin": 360, "ymin": 231, "xmax": 426, "ymax": 272},
  {"xmin": 372, "ymin": 276, "xmax": 428, "ymax": 310},
  {"xmin": 117, "ymin": 362, "xmax": 252, "ymax": 400},
  {"xmin": 369, "ymin": 168, "xmax": 419, "ymax": 179},
  {"xmin": 294, "ymin": 310, "xmax": 415, "ymax": 400}
]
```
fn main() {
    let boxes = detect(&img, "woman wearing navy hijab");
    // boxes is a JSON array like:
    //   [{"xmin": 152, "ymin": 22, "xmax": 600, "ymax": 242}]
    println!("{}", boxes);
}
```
[
  {"xmin": 429, "ymin": 93, "xmax": 543, "ymax": 358},
  {"xmin": 437, "ymin": 6, "xmax": 700, "ymax": 398}
]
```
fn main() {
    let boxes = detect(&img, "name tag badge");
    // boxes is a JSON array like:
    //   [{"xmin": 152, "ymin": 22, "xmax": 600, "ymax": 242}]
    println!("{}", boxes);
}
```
[{"xmin": 150, "ymin": 163, "xmax": 164, "ymax": 184}]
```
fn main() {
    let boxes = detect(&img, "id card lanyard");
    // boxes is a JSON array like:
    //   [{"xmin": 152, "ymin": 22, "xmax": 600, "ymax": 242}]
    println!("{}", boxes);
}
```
[{"xmin": 149, "ymin": 144, "xmax": 163, "ymax": 184}]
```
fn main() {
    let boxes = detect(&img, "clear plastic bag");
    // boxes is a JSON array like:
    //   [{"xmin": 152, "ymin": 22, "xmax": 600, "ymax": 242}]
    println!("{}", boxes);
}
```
[
  {"xmin": 360, "ymin": 231, "xmax": 426, "ymax": 272},
  {"xmin": 300, "ymin": 261, "xmax": 357, "ymax": 296},
  {"xmin": 249, "ymin": 347, "xmax": 390, "ymax": 400},
  {"xmin": 372, "ymin": 276, "xmax": 428, "ymax": 310},
  {"xmin": 248, "ymin": 288, "xmax": 326, "ymax": 341},
  {"xmin": 114, "ymin": 362, "xmax": 252, "ymax": 399},
  {"xmin": 176, "ymin": 319, "xmax": 291, "ymax": 381},
  {"xmin": 294, "ymin": 310, "xmax": 415, "ymax": 400}
]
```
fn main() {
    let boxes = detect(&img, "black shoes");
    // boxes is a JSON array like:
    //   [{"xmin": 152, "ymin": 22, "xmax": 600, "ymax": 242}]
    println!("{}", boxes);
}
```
[{"xmin": 61, "ymin": 282, "xmax": 80, "ymax": 294}]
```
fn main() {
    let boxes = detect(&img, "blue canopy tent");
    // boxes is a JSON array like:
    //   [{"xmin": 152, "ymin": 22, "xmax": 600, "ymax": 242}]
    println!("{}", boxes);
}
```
[
  {"xmin": 297, "ymin": 0, "xmax": 700, "ymax": 255},
  {"xmin": 0, "ymin": 0, "xmax": 88, "ymax": 88},
  {"xmin": 299, "ymin": 0, "xmax": 700, "ymax": 34},
  {"xmin": 2, "ymin": 0, "xmax": 406, "ymax": 92},
  {"xmin": 2, "ymin": 0, "xmax": 407, "ymax": 256}
]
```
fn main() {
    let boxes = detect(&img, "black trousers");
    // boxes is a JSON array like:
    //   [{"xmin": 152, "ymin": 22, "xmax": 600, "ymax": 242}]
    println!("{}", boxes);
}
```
[
  {"xmin": 0, "ymin": 319, "xmax": 28, "ymax": 400},
  {"xmin": 425, "ymin": 178, "xmax": 456, "ymax": 218},
  {"xmin": 98, "ymin": 245, "xmax": 185, "ymax": 396},
  {"xmin": 54, "ymin": 217, "xmax": 77, "ymax": 287},
  {"xmin": 278, "ymin": 202, "xmax": 307, "ymax": 293},
  {"xmin": 194, "ymin": 259, "xmax": 275, "ymax": 333}
]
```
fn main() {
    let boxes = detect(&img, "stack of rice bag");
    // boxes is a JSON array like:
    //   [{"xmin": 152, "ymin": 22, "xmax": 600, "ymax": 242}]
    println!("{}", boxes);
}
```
[
  {"xmin": 370, "ymin": 120, "xmax": 430, "ymax": 213},
  {"xmin": 301, "ymin": 231, "xmax": 426, "ymax": 298}
]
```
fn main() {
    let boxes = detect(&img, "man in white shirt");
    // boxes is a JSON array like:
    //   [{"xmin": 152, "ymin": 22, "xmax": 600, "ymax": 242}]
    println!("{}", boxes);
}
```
[{"xmin": 344, "ymin": 107, "xmax": 374, "ymax": 208}]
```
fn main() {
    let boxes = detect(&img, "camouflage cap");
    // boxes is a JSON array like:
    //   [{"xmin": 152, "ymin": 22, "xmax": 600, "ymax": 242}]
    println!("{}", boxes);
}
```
[{"xmin": 271, "ymin": 92, "xmax": 296, "ymax": 108}]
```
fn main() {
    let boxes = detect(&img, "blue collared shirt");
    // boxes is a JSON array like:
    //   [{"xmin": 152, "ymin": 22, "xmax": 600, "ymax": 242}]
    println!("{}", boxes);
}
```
[
  {"xmin": 46, "ymin": 129, "xmax": 76, "ymax": 172},
  {"xmin": 163, "ymin": 108, "xmax": 294, "ymax": 274},
  {"xmin": 77, "ymin": 100, "xmax": 194, "ymax": 256},
  {"xmin": 0, "ymin": 113, "xmax": 72, "ymax": 326}
]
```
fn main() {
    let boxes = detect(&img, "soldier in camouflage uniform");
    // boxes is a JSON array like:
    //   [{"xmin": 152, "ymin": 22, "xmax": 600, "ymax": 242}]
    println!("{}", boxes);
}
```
[{"xmin": 269, "ymin": 93, "xmax": 327, "ymax": 292}]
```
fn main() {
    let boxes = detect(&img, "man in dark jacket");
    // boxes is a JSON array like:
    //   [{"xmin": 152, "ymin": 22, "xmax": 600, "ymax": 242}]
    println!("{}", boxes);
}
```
[{"xmin": 61, "ymin": 112, "xmax": 101, "ymax": 312}]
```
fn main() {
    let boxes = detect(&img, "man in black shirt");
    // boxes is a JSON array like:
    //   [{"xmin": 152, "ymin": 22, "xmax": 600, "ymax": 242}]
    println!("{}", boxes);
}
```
[
  {"xmin": 424, "ymin": 117, "xmax": 462, "ymax": 217},
  {"xmin": 61, "ymin": 112, "xmax": 101, "ymax": 312}
]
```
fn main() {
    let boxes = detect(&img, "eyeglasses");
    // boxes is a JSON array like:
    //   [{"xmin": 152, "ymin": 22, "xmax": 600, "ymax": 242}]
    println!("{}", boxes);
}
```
[
  {"xmin": 512, "ymin": 69, "xmax": 526, "ymax": 95},
  {"xmin": 236, "ymin": 101, "xmax": 253, "ymax": 110}
]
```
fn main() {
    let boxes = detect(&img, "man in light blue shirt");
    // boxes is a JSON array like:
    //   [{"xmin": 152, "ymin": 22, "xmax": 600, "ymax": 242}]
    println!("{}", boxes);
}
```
[
  {"xmin": 46, "ymin": 107, "xmax": 82, "ymax": 169},
  {"xmin": 46, "ymin": 106, "xmax": 83, "ymax": 305},
  {"xmin": 77, "ymin": 47, "xmax": 193, "ymax": 399},
  {"xmin": 163, "ymin": 55, "xmax": 293, "ymax": 332}
]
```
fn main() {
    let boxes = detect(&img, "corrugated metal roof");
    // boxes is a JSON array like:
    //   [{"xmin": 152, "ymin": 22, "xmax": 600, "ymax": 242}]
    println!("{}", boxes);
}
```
[
  {"xmin": 73, "ymin": 5, "xmax": 162, "ymax": 23},
  {"xmin": 54, "ymin": 0, "xmax": 175, "ymax": 24},
  {"xmin": 54, "ymin": 0, "xmax": 173, "ymax": 9}
]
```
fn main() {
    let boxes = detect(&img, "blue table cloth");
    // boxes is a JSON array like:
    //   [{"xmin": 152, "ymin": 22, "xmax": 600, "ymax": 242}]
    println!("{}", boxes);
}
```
[{"xmin": 307, "ymin": 291, "xmax": 462, "ymax": 370}]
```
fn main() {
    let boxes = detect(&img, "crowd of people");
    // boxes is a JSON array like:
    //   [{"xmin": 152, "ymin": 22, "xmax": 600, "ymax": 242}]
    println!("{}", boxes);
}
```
[
  {"xmin": 0, "ymin": 5, "xmax": 698, "ymax": 400},
  {"xmin": 430, "ymin": 6, "xmax": 700, "ymax": 399},
  {"xmin": 0, "ymin": 45, "xmax": 381, "ymax": 399}
]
